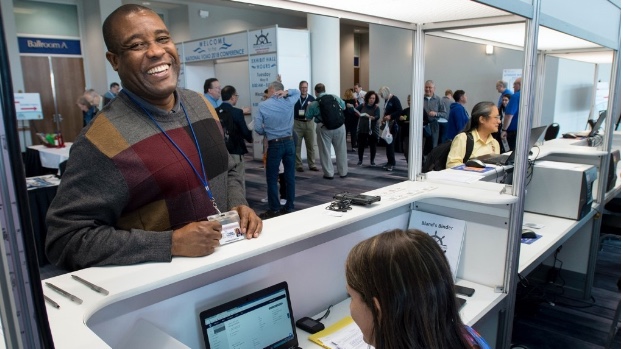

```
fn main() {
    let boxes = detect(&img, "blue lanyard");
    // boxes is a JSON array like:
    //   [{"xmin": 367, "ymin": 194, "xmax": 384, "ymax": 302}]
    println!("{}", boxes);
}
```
[{"xmin": 123, "ymin": 91, "xmax": 221, "ymax": 214}]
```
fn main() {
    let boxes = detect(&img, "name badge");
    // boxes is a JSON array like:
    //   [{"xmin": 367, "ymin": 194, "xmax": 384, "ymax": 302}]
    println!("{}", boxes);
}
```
[{"xmin": 298, "ymin": 110, "xmax": 305, "ymax": 117}]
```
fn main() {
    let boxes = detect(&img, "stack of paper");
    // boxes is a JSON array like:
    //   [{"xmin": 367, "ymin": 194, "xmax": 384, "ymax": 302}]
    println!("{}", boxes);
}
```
[{"xmin": 308, "ymin": 316, "xmax": 370, "ymax": 349}]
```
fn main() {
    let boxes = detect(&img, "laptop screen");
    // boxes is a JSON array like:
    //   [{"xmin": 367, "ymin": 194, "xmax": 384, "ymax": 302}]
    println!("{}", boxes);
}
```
[
  {"xmin": 200, "ymin": 282, "xmax": 299, "ymax": 349},
  {"xmin": 588, "ymin": 110, "xmax": 607, "ymax": 137}
]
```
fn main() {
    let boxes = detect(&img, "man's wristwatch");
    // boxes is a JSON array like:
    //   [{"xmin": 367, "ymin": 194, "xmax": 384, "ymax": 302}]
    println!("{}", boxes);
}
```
[{"xmin": 502, "ymin": 129, "xmax": 507, "ymax": 132}]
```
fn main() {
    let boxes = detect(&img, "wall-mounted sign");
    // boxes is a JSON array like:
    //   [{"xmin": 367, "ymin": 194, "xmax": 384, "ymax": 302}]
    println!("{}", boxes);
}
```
[
  {"xmin": 249, "ymin": 53, "xmax": 278, "ymax": 109},
  {"xmin": 18, "ymin": 37, "xmax": 81, "ymax": 55},
  {"xmin": 248, "ymin": 27, "xmax": 277, "ymax": 55},
  {"xmin": 14, "ymin": 93, "xmax": 43, "ymax": 120},
  {"xmin": 183, "ymin": 32, "xmax": 247, "ymax": 63},
  {"xmin": 502, "ymin": 69, "xmax": 522, "ymax": 88}
]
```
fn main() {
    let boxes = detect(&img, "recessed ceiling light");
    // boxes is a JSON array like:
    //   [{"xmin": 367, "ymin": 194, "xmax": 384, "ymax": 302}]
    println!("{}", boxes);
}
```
[{"xmin": 142, "ymin": 2, "xmax": 151, "ymax": 5}]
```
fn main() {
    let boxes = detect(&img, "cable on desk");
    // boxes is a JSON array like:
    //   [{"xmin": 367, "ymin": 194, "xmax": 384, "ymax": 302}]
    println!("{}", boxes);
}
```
[
  {"xmin": 326, "ymin": 199, "xmax": 352, "ymax": 212},
  {"xmin": 315, "ymin": 304, "xmax": 333, "ymax": 322}
]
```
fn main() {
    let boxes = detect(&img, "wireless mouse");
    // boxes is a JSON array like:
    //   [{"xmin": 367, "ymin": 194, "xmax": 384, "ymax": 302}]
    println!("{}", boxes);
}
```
[
  {"xmin": 521, "ymin": 229, "xmax": 537, "ymax": 239},
  {"xmin": 465, "ymin": 159, "xmax": 486, "ymax": 168}
]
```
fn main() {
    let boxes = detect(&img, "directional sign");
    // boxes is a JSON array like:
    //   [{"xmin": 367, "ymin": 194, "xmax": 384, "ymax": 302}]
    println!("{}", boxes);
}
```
[{"xmin": 14, "ymin": 93, "xmax": 43, "ymax": 120}]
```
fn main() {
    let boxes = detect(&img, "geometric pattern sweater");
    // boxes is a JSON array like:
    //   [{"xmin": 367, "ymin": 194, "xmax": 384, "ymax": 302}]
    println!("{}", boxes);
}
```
[{"xmin": 45, "ymin": 88, "xmax": 247, "ymax": 271}]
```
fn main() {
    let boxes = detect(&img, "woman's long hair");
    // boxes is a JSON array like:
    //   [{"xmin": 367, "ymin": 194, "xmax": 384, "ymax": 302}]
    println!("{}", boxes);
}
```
[
  {"xmin": 464, "ymin": 101, "xmax": 496, "ymax": 132},
  {"xmin": 345, "ymin": 229, "xmax": 471, "ymax": 349}
]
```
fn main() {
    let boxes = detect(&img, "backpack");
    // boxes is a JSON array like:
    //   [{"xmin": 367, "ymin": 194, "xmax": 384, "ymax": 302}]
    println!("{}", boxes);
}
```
[
  {"xmin": 422, "ymin": 132, "xmax": 474, "ymax": 173},
  {"xmin": 216, "ymin": 106, "xmax": 237, "ymax": 153},
  {"xmin": 317, "ymin": 94, "xmax": 345, "ymax": 130}
]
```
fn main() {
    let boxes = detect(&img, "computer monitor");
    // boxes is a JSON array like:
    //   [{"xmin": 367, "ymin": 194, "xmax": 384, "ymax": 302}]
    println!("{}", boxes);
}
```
[{"xmin": 199, "ymin": 282, "xmax": 300, "ymax": 349}]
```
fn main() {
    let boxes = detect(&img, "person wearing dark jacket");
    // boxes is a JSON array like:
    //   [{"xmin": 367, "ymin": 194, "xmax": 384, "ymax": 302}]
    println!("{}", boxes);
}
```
[
  {"xmin": 398, "ymin": 95, "xmax": 411, "ymax": 162},
  {"xmin": 445, "ymin": 90, "xmax": 470, "ymax": 142},
  {"xmin": 378, "ymin": 86, "xmax": 403, "ymax": 172},
  {"xmin": 219, "ymin": 85, "xmax": 254, "ymax": 195}
]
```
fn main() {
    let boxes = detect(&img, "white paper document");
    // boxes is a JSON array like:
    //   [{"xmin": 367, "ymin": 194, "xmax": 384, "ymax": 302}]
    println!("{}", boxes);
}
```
[{"xmin": 318, "ymin": 322, "xmax": 370, "ymax": 349}]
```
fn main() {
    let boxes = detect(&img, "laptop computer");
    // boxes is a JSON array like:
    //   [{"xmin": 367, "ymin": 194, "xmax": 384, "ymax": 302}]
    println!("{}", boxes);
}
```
[
  {"xmin": 476, "ymin": 125, "xmax": 548, "ymax": 165},
  {"xmin": 563, "ymin": 110, "xmax": 607, "ymax": 138},
  {"xmin": 199, "ymin": 282, "xmax": 301, "ymax": 349}
]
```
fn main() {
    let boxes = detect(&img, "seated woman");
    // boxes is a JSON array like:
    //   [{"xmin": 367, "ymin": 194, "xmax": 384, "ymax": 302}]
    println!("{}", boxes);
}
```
[
  {"xmin": 345, "ymin": 229, "xmax": 491, "ymax": 348},
  {"xmin": 446, "ymin": 101, "xmax": 501, "ymax": 169}
]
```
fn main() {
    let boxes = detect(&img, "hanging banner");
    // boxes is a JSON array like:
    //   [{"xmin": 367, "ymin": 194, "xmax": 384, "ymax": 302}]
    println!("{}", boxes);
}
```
[
  {"xmin": 183, "ymin": 32, "xmax": 247, "ymax": 63},
  {"xmin": 502, "ymin": 69, "xmax": 522, "ymax": 88},
  {"xmin": 249, "ymin": 53, "xmax": 278, "ymax": 109},
  {"xmin": 14, "ymin": 93, "xmax": 43, "ymax": 120},
  {"xmin": 18, "ymin": 37, "xmax": 81, "ymax": 55},
  {"xmin": 248, "ymin": 27, "xmax": 277, "ymax": 54}
]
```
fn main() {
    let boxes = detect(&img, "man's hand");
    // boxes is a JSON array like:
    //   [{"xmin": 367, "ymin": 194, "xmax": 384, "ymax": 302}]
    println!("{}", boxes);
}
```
[
  {"xmin": 232, "ymin": 205, "xmax": 263, "ymax": 239},
  {"xmin": 242, "ymin": 106, "xmax": 251, "ymax": 114},
  {"xmin": 171, "ymin": 221, "xmax": 222, "ymax": 257},
  {"xmin": 428, "ymin": 110, "xmax": 437, "ymax": 117},
  {"xmin": 274, "ymin": 90, "xmax": 289, "ymax": 98},
  {"xmin": 501, "ymin": 130, "xmax": 508, "ymax": 139}
]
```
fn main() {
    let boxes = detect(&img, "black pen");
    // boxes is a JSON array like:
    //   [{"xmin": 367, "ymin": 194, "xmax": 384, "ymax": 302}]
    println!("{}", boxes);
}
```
[
  {"xmin": 43, "ymin": 295, "xmax": 60, "ymax": 309},
  {"xmin": 45, "ymin": 282, "xmax": 83, "ymax": 304},
  {"xmin": 71, "ymin": 275, "xmax": 109, "ymax": 295}
]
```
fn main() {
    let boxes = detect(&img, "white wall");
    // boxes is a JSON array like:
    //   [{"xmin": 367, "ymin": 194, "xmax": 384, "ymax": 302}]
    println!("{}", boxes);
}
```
[
  {"xmin": 359, "ymin": 33, "xmax": 370, "ymax": 93},
  {"xmin": 169, "ymin": 4, "xmax": 190, "ymax": 42},
  {"xmin": 340, "ymin": 23, "xmax": 355, "ymax": 96},
  {"xmin": 541, "ymin": 56, "xmax": 560, "ymax": 127},
  {"xmin": 551, "ymin": 58, "xmax": 596, "ymax": 135},
  {"xmin": 424, "ymin": 35, "xmax": 525, "ymax": 113},
  {"xmin": 369, "ymin": 24, "xmax": 413, "ymax": 107},
  {"xmin": 182, "ymin": 3, "xmax": 306, "ymax": 41}
]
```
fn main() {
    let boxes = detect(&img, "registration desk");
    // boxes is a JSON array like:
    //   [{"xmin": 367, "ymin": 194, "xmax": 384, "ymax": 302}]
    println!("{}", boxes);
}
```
[{"xmin": 43, "ymin": 180, "xmax": 517, "ymax": 348}]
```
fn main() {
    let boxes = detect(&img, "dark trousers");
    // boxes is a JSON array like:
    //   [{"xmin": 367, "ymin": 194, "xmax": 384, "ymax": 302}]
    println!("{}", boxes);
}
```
[
  {"xmin": 357, "ymin": 133, "xmax": 377, "ymax": 163},
  {"xmin": 385, "ymin": 129, "xmax": 397, "ymax": 166},
  {"xmin": 506, "ymin": 131, "xmax": 517, "ymax": 152},
  {"xmin": 278, "ymin": 173, "xmax": 286, "ymax": 199},
  {"xmin": 345, "ymin": 118, "xmax": 358, "ymax": 150},
  {"xmin": 266, "ymin": 139, "xmax": 295, "ymax": 212}
]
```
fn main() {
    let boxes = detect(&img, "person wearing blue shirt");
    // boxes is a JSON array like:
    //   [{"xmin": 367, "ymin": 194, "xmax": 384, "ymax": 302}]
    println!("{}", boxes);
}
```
[
  {"xmin": 254, "ymin": 81, "xmax": 300, "ymax": 219},
  {"xmin": 502, "ymin": 78, "xmax": 521, "ymax": 151},
  {"xmin": 445, "ymin": 90, "xmax": 470, "ymax": 142},
  {"xmin": 203, "ymin": 77, "xmax": 222, "ymax": 108},
  {"xmin": 495, "ymin": 80, "xmax": 513, "ymax": 108}
]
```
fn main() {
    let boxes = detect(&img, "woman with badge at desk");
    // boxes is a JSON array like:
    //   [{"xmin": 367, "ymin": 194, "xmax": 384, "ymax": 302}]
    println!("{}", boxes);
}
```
[
  {"xmin": 446, "ymin": 101, "xmax": 501, "ymax": 169},
  {"xmin": 345, "ymin": 229, "xmax": 490, "ymax": 349}
]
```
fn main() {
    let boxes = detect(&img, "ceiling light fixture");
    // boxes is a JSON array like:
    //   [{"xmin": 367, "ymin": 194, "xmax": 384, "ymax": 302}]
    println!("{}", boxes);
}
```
[{"xmin": 485, "ymin": 44, "xmax": 494, "ymax": 55}]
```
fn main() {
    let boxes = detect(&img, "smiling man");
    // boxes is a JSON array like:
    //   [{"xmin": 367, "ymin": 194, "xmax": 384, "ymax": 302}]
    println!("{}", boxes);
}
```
[{"xmin": 45, "ymin": 4, "xmax": 262, "ymax": 271}]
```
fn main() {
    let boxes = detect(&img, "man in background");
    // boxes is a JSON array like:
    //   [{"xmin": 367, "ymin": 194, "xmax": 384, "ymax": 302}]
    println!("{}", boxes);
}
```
[
  {"xmin": 354, "ymin": 83, "xmax": 366, "ymax": 105},
  {"xmin": 293, "ymin": 80, "xmax": 318, "ymax": 172},
  {"xmin": 218, "ymin": 85, "xmax": 254, "ymax": 195},
  {"xmin": 423, "ymin": 80, "xmax": 447, "ymax": 149},
  {"xmin": 306, "ymin": 83, "xmax": 348, "ymax": 179},
  {"xmin": 495, "ymin": 80, "xmax": 513, "ymax": 108},
  {"xmin": 204, "ymin": 77, "xmax": 222, "ymax": 108},
  {"xmin": 502, "ymin": 78, "xmax": 521, "ymax": 151},
  {"xmin": 46, "ymin": 4, "xmax": 261, "ymax": 271},
  {"xmin": 103, "ymin": 82, "xmax": 120, "ymax": 105},
  {"xmin": 255, "ymin": 81, "xmax": 300, "ymax": 219},
  {"xmin": 445, "ymin": 90, "xmax": 469, "ymax": 142}
]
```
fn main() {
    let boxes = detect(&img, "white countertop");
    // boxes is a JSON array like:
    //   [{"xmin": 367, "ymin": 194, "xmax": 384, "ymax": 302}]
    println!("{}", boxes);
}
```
[
  {"xmin": 518, "ymin": 210, "xmax": 597, "ymax": 276},
  {"xmin": 43, "ymin": 180, "xmax": 517, "ymax": 348}
]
